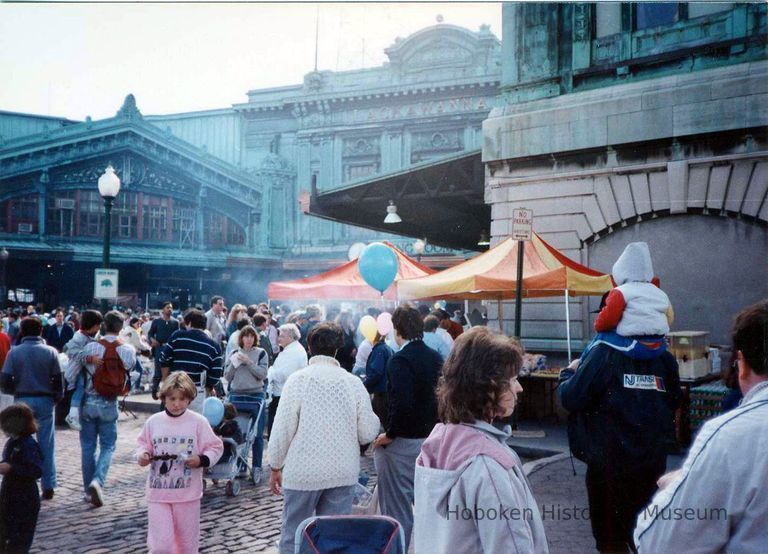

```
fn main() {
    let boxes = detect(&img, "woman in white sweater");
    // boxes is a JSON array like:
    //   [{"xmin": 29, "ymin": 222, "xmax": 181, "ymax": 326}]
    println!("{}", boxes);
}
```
[{"xmin": 268, "ymin": 322, "xmax": 380, "ymax": 554}]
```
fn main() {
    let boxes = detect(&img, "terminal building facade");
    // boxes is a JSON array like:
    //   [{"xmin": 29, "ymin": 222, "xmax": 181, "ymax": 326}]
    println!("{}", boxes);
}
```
[
  {"xmin": 1, "ymin": 5, "xmax": 765, "ymax": 348},
  {"xmin": 0, "ymin": 23, "xmax": 501, "ymax": 309}
]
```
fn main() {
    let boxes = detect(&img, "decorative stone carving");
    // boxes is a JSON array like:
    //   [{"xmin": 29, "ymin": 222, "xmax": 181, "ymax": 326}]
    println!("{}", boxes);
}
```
[
  {"xmin": 116, "ymin": 94, "xmax": 143, "ymax": 120},
  {"xmin": 304, "ymin": 71, "xmax": 326, "ymax": 92},
  {"xmin": 411, "ymin": 130, "xmax": 462, "ymax": 153},
  {"xmin": 574, "ymin": 4, "xmax": 590, "ymax": 42},
  {"xmin": 342, "ymin": 137, "xmax": 380, "ymax": 158},
  {"xmin": 408, "ymin": 45, "xmax": 473, "ymax": 68}
]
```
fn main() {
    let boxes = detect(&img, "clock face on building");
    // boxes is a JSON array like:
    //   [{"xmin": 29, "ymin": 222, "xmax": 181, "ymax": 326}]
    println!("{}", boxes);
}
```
[{"xmin": 347, "ymin": 242, "xmax": 367, "ymax": 261}]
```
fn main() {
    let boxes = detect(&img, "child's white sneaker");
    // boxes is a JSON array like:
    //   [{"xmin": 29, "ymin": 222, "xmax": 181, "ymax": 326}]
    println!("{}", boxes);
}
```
[{"xmin": 65, "ymin": 414, "xmax": 81, "ymax": 431}]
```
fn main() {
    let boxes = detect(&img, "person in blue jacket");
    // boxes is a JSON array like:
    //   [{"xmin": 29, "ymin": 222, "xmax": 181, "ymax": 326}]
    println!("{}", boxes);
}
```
[{"xmin": 362, "ymin": 332, "xmax": 393, "ymax": 425}]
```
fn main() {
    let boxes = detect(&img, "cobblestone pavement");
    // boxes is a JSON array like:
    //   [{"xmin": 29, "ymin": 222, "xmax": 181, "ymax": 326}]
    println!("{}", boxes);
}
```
[
  {"xmin": 29, "ymin": 412, "xmax": 596, "ymax": 554},
  {"xmin": 30, "ymin": 413, "xmax": 377, "ymax": 554},
  {"xmin": 527, "ymin": 456, "xmax": 596, "ymax": 554}
]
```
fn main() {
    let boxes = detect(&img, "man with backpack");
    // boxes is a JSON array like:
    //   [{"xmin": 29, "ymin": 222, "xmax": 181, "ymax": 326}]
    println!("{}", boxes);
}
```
[{"xmin": 80, "ymin": 311, "xmax": 136, "ymax": 507}]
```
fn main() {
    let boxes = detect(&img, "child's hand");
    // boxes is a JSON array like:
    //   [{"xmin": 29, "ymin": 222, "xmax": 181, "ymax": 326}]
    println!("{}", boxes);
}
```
[
  {"xmin": 184, "ymin": 455, "xmax": 202, "ymax": 469},
  {"xmin": 138, "ymin": 452, "xmax": 152, "ymax": 467},
  {"xmin": 0, "ymin": 462, "xmax": 10, "ymax": 475}
]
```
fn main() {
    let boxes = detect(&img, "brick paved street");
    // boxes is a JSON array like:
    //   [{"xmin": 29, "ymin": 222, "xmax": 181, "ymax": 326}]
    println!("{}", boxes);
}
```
[
  {"xmin": 527, "ymin": 456, "xmax": 596, "ymax": 554},
  {"xmin": 27, "ymin": 411, "xmax": 595, "ymax": 554},
  {"xmin": 30, "ymin": 413, "xmax": 378, "ymax": 554}
]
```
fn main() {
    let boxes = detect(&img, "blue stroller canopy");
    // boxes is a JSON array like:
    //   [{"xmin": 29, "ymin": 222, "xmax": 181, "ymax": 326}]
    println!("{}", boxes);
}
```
[{"xmin": 296, "ymin": 515, "xmax": 405, "ymax": 554}]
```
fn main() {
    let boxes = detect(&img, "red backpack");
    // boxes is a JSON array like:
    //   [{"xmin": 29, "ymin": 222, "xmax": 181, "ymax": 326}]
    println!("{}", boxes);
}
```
[{"xmin": 93, "ymin": 338, "xmax": 130, "ymax": 398}]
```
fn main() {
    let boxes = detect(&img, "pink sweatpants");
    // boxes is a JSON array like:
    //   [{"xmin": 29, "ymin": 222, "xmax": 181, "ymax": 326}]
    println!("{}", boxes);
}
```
[{"xmin": 147, "ymin": 500, "xmax": 201, "ymax": 554}]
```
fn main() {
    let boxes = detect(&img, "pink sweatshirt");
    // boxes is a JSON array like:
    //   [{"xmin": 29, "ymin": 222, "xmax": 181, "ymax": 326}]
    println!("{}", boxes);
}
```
[{"xmin": 137, "ymin": 409, "xmax": 223, "ymax": 503}]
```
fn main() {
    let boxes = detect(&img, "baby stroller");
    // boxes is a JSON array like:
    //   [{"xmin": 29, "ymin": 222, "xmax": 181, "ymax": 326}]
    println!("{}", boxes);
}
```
[
  {"xmin": 203, "ymin": 393, "xmax": 265, "ymax": 497},
  {"xmin": 295, "ymin": 515, "xmax": 406, "ymax": 554}
]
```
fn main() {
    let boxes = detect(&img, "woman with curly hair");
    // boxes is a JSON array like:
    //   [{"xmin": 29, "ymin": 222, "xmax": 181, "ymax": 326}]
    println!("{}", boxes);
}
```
[{"xmin": 413, "ymin": 326, "xmax": 548, "ymax": 554}]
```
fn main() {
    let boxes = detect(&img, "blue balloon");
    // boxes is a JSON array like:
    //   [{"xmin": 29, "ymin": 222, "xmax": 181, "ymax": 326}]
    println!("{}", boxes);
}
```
[
  {"xmin": 358, "ymin": 242, "xmax": 399, "ymax": 293},
  {"xmin": 202, "ymin": 396, "xmax": 225, "ymax": 427}
]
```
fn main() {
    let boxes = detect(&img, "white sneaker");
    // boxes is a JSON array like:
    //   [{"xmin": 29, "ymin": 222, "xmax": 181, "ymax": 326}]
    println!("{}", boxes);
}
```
[
  {"xmin": 65, "ymin": 414, "xmax": 81, "ymax": 431},
  {"xmin": 252, "ymin": 467, "xmax": 263, "ymax": 485},
  {"xmin": 88, "ymin": 480, "xmax": 104, "ymax": 508},
  {"xmin": 82, "ymin": 492, "xmax": 92, "ymax": 503}
]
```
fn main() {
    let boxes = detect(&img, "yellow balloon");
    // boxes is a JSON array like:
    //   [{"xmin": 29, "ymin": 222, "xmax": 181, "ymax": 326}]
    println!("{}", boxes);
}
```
[{"xmin": 358, "ymin": 315, "xmax": 378, "ymax": 343}]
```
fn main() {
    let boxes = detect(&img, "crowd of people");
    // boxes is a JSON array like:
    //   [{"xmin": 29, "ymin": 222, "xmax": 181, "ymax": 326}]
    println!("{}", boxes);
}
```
[{"xmin": 0, "ymin": 253, "xmax": 765, "ymax": 553}]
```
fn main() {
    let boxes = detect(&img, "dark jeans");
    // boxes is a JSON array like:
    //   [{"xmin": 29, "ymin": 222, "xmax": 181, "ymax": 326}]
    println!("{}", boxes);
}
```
[
  {"xmin": 585, "ymin": 462, "xmax": 664, "ymax": 553},
  {"xmin": 267, "ymin": 395, "xmax": 280, "ymax": 438},
  {"xmin": 0, "ymin": 481, "xmax": 40, "ymax": 554}
]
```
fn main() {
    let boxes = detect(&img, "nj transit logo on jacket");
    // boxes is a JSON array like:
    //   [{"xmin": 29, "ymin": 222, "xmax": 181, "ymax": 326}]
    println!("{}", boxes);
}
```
[{"xmin": 623, "ymin": 374, "xmax": 666, "ymax": 392}]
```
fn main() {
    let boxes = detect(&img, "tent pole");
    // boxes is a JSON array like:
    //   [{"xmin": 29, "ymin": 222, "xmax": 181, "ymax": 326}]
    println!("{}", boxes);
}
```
[
  {"xmin": 464, "ymin": 299, "xmax": 471, "ymax": 328},
  {"xmin": 497, "ymin": 299, "xmax": 503, "ymax": 333},
  {"xmin": 565, "ymin": 289, "xmax": 572, "ymax": 361}
]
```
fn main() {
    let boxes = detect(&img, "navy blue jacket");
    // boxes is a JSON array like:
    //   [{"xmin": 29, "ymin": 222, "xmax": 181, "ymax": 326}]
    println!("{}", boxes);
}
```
[
  {"xmin": 385, "ymin": 339, "xmax": 443, "ymax": 440},
  {"xmin": 44, "ymin": 323, "xmax": 74, "ymax": 353},
  {"xmin": 2, "ymin": 435, "xmax": 43, "ymax": 482},
  {"xmin": 363, "ymin": 341, "xmax": 393, "ymax": 394},
  {"xmin": 559, "ymin": 343, "xmax": 681, "ymax": 470}
]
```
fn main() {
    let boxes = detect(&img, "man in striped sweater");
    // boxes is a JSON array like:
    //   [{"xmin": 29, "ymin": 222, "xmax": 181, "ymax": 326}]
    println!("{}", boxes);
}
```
[{"xmin": 159, "ymin": 309, "xmax": 223, "ymax": 413}]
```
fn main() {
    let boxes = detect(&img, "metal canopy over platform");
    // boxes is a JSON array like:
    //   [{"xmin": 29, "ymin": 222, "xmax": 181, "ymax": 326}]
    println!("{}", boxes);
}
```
[{"xmin": 307, "ymin": 149, "xmax": 489, "ymax": 252}]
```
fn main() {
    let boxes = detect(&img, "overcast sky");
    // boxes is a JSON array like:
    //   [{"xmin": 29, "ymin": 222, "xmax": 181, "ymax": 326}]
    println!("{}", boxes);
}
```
[{"xmin": 0, "ymin": 2, "xmax": 501, "ymax": 121}]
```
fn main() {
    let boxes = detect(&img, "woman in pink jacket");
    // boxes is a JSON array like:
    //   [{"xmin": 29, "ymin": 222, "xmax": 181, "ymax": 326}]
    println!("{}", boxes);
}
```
[{"xmin": 414, "ymin": 327, "xmax": 549, "ymax": 554}]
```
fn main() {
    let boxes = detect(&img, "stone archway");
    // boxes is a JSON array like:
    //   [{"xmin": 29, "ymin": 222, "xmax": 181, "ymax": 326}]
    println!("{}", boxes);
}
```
[{"xmin": 587, "ymin": 214, "xmax": 767, "ymax": 345}]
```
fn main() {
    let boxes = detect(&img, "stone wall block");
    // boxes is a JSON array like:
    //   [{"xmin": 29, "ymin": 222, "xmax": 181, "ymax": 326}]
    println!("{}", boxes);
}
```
[
  {"xmin": 582, "ymin": 194, "xmax": 607, "ymax": 232},
  {"xmin": 607, "ymin": 107, "xmax": 673, "ymax": 145},
  {"xmin": 674, "ymin": 97, "xmax": 747, "ymax": 136},
  {"xmin": 492, "ymin": 202, "xmax": 511, "ymax": 220},
  {"xmin": 687, "ymin": 165, "xmax": 711, "ymax": 209},
  {"xmin": 725, "ymin": 160, "xmax": 755, "ymax": 212},
  {"xmin": 667, "ymin": 161, "xmax": 688, "ymax": 214},
  {"xmin": 705, "ymin": 164, "xmax": 731, "ymax": 211},
  {"xmin": 536, "ymin": 213, "xmax": 592, "ymax": 241},
  {"xmin": 490, "ymin": 218, "xmax": 511, "ymax": 237},
  {"xmin": 570, "ymin": 118, "xmax": 608, "ymax": 149},
  {"xmin": 594, "ymin": 176, "xmax": 621, "ymax": 226},
  {"xmin": 537, "ymin": 230, "xmax": 583, "ymax": 250},
  {"xmin": 710, "ymin": 75, "xmax": 768, "ymax": 100},
  {"xmin": 648, "ymin": 171, "xmax": 670, "ymax": 212},
  {"xmin": 629, "ymin": 173, "xmax": 653, "ymax": 215},
  {"xmin": 744, "ymin": 93, "xmax": 768, "ymax": 127},
  {"xmin": 742, "ymin": 161, "xmax": 768, "ymax": 218},
  {"xmin": 642, "ymin": 84, "xmax": 711, "ymax": 110},
  {"xmin": 506, "ymin": 179, "xmax": 591, "ymax": 202},
  {"xmin": 610, "ymin": 174, "xmax": 636, "ymax": 221}
]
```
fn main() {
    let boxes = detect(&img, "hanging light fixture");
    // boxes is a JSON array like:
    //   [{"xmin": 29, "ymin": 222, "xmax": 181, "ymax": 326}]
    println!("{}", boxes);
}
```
[
  {"xmin": 477, "ymin": 230, "xmax": 490, "ymax": 246},
  {"xmin": 383, "ymin": 200, "xmax": 402, "ymax": 223}
]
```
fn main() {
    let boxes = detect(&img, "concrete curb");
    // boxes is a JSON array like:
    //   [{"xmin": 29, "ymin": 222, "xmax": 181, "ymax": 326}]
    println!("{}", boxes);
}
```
[{"xmin": 523, "ymin": 452, "xmax": 571, "ymax": 476}]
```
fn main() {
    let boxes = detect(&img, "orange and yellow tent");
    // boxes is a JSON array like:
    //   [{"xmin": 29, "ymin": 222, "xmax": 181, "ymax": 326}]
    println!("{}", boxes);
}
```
[
  {"xmin": 397, "ymin": 233, "xmax": 612, "ymax": 301},
  {"xmin": 268, "ymin": 242, "xmax": 435, "ymax": 301}
]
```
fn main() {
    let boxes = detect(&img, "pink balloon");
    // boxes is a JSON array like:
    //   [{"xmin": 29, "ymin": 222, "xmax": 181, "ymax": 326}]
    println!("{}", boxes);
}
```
[{"xmin": 376, "ymin": 312, "xmax": 393, "ymax": 336}]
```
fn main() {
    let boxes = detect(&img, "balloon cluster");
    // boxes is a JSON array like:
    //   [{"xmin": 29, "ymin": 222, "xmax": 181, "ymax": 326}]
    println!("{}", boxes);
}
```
[{"xmin": 358, "ymin": 312, "xmax": 394, "ymax": 343}]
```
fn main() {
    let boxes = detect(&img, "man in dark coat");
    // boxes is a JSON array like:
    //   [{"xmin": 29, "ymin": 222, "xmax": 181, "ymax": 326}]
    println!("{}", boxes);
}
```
[
  {"xmin": 372, "ymin": 305, "xmax": 443, "ymax": 551},
  {"xmin": 43, "ymin": 310, "xmax": 74, "ymax": 353}
]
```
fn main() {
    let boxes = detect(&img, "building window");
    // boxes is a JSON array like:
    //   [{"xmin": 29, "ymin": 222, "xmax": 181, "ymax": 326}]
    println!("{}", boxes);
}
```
[
  {"xmin": 46, "ymin": 191, "xmax": 76, "ymax": 237},
  {"xmin": 172, "ymin": 202, "xmax": 196, "ymax": 247},
  {"xmin": 227, "ymin": 221, "xmax": 245, "ymax": 245},
  {"xmin": 595, "ymin": 3, "xmax": 622, "ymax": 37},
  {"xmin": 205, "ymin": 211, "xmax": 225, "ymax": 246},
  {"xmin": 79, "ymin": 190, "xmax": 104, "ymax": 237},
  {"xmin": 113, "ymin": 192, "xmax": 138, "ymax": 239},
  {"xmin": 142, "ymin": 196, "xmax": 168, "ymax": 241},
  {"xmin": 635, "ymin": 3, "xmax": 679, "ymax": 30}
]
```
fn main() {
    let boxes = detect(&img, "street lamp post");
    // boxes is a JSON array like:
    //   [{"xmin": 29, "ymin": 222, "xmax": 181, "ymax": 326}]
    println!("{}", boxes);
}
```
[
  {"xmin": 0, "ymin": 248, "xmax": 8, "ymax": 308},
  {"xmin": 98, "ymin": 166, "xmax": 121, "ymax": 313}
]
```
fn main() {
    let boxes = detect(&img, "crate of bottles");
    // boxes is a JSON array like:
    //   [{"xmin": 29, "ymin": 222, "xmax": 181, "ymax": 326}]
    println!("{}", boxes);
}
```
[{"xmin": 689, "ymin": 381, "xmax": 728, "ymax": 435}]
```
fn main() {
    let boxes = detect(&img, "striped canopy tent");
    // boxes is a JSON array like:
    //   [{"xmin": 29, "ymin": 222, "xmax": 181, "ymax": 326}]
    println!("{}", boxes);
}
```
[
  {"xmin": 397, "ymin": 233, "xmax": 613, "ymax": 357},
  {"xmin": 268, "ymin": 242, "xmax": 435, "ymax": 301}
]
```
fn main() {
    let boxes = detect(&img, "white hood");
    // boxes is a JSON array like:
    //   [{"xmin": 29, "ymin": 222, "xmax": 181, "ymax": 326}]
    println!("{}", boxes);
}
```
[{"xmin": 612, "ymin": 242, "xmax": 654, "ymax": 285}]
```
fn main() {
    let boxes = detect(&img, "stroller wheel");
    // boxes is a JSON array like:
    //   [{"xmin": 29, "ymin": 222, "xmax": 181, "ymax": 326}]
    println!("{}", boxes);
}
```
[{"xmin": 226, "ymin": 480, "xmax": 241, "ymax": 497}]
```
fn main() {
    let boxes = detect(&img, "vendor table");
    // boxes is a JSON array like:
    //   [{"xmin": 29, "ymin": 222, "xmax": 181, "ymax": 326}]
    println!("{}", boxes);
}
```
[
  {"xmin": 676, "ymin": 373, "xmax": 722, "ymax": 448},
  {"xmin": 518, "ymin": 370, "xmax": 561, "ymax": 422}
]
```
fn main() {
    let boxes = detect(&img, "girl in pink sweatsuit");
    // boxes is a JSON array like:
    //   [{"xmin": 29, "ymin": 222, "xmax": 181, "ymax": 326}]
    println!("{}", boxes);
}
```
[{"xmin": 137, "ymin": 372, "xmax": 223, "ymax": 554}]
